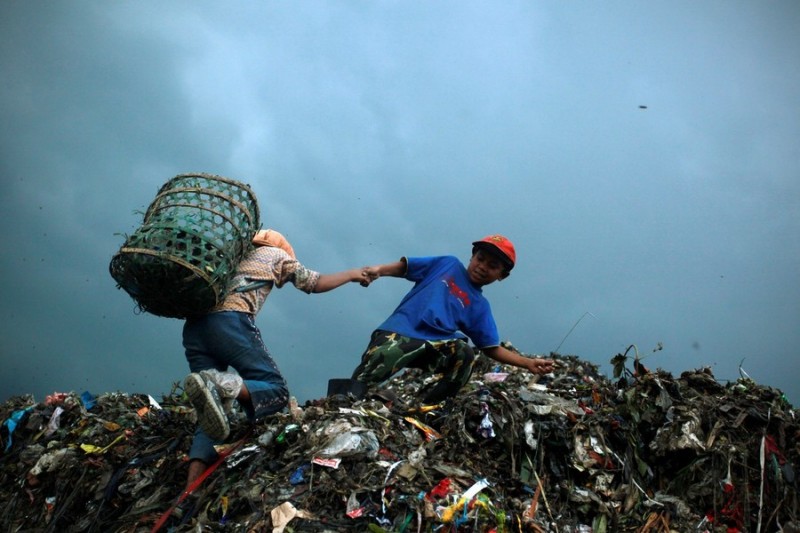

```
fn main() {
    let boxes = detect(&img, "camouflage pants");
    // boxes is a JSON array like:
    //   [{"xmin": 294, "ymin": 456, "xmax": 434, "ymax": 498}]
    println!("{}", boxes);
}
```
[{"xmin": 351, "ymin": 329, "xmax": 476, "ymax": 403}]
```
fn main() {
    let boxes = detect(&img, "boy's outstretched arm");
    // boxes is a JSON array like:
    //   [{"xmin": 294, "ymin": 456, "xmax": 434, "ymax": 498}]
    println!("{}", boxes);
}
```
[
  {"xmin": 362, "ymin": 258, "xmax": 407, "ymax": 283},
  {"xmin": 482, "ymin": 345, "xmax": 555, "ymax": 375},
  {"xmin": 313, "ymin": 268, "xmax": 373, "ymax": 293}
]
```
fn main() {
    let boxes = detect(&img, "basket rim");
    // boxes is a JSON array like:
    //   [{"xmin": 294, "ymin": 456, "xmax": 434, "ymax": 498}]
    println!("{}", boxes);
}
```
[
  {"xmin": 144, "ymin": 194, "xmax": 257, "ymax": 230},
  {"xmin": 114, "ymin": 247, "xmax": 217, "ymax": 283},
  {"xmin": 156, "ymin": 172, "xmax": 261, "ymax": 227}
]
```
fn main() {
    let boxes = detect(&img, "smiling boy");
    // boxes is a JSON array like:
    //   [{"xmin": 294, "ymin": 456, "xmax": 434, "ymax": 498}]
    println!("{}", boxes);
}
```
[{"xmin": 352, "ymin": 234, "xmax": 554, "ymax": 403}]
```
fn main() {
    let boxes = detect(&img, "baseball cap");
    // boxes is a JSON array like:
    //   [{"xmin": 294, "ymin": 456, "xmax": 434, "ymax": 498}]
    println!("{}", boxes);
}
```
[{"xmin": 472, "ymin": 234, "xmax": 516, "ymax": 270}]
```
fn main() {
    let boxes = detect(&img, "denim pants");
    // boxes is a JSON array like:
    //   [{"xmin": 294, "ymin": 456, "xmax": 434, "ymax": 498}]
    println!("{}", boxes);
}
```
[{"xmin": 183, "ymin": 311, "xmax": 289, "ymax": 463}]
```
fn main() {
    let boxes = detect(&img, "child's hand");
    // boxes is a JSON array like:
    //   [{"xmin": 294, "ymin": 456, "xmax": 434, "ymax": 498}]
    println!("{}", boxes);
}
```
[
  {"xmin": 359, "ymin": 266, "xmax": 380, "ymax": 286},
  {"xmin": 359, "ymin": 268, "xmax": 375, "ymax": 287},
  {"xmin": 524, "ymin": 357, "xmax": 556, "ymax": 375}
]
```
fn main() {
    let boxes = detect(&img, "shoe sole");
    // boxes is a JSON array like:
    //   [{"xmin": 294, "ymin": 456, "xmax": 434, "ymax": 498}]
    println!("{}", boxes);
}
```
[{"xmin": 185, "ymin": 373, "xmax": 230, "ymax": 441}]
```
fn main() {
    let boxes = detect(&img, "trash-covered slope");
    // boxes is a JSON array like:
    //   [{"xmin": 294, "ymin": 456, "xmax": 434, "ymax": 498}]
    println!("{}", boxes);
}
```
[{"xmin": 1, "ymin": 345, "xmax": 798, "ymax": 532}]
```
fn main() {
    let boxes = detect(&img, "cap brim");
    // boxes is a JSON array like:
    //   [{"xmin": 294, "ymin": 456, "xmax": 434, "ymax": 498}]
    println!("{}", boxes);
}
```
[{"xmin": 472, "ymin": 242, "xmax": 514, "ymax": 269}]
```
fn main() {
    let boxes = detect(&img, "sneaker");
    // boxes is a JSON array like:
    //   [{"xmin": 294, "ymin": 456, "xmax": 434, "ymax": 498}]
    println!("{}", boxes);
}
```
[
  {"xmin": 199, "ymin": 369, "xmax": 242, "ymax": 414},
  {"xmin": 185, "ymin": 372, "xmax": 230, "ymax": 441}
]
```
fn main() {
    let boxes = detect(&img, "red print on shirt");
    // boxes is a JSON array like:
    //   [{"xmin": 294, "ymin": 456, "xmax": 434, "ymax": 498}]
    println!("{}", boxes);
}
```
[{"xmin": 444, "ymin": 276, "xmax": 471, "ymax": 307}]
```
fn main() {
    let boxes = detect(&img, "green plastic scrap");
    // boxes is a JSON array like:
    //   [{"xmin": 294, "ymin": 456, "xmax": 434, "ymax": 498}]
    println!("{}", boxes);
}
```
[{"xmin": 592, "ymin": 513, "xmax": 608, "ymax": 533}]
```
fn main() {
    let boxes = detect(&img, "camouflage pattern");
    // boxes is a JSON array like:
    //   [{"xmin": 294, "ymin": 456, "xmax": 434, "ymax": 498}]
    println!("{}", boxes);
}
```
[{"xmin": 352, "ymin": 329, "xmax": 476, "ymax": 403}]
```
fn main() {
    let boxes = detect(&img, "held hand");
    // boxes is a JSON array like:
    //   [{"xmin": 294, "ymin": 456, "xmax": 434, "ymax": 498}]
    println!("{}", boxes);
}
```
[
  {"xmin": 525, "ymin": 357, "xmax": 556, "ymax": 375},
  {"xmin": 364, "ymin": 265, "xmax": 381, "ymax": 280},
  {"xmin": 315, "ymin": 268, "xmax": 380, "ymax": 293},
  {"xmin": 359, "ymin": 266, "xmax": 381, "ymax": 287},
  {"xmin": 358, "ymin": 269, "xmax": 374, "ymax": 287}
]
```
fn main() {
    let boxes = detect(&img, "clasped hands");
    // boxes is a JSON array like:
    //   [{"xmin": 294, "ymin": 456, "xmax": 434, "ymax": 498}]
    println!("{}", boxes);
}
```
[{"xmin": 358, "ymin": 266, "xmax": 381, "ymax": 287}]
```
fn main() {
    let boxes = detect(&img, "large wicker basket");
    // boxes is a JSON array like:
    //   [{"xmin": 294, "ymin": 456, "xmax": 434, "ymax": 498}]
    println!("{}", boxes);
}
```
[{"xmin": 109, "ymin": 173, "xmax": 260, "ymax": 318}]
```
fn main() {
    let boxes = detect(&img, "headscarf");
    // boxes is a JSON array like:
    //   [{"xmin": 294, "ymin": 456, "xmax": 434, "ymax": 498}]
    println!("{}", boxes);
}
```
[{"xmin": 252, "ymin": 229, "xmax": 296, "ymax": 259}]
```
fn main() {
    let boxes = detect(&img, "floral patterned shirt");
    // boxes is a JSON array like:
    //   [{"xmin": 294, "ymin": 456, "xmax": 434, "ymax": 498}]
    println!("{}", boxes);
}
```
[{"xmin": 212, "ymin": 246, "xmax": 320, "ymax": 314}]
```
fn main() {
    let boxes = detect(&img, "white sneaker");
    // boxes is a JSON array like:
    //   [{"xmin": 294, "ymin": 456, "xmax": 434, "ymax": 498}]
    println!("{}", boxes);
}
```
[
  {"xmin": 200, "ymin": 369, "xmax": 243, "ymax": 406},
  {"xmin": 185, "ymin": 372, "xmax": 230, "ymax": 441}
]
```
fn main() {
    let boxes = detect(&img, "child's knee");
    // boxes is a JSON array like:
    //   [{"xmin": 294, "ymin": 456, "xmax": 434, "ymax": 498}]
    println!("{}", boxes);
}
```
[{"xmin": 454, "ymin": 341, "xmax": 476, "ymax": 363}]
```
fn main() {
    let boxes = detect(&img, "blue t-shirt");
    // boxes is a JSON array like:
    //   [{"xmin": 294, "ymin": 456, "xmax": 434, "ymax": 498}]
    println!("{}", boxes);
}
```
[{"xmin": 377, "ymin": 255, "xmax": 500, "ymax": 349}]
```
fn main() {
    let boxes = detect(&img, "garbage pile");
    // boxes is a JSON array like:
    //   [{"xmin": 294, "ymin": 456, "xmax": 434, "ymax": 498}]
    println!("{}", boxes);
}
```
[{"xmin": 2, "ymin": 345, "xmax": 798, "ymax": 532}]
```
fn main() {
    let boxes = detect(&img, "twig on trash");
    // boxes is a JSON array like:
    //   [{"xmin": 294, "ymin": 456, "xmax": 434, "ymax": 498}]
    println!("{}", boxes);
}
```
[
  {"xmin": 631, "ymin": 477, "xmax": 664, "ymax": 508},
  {"xmin": 46, "ymin": 465, "xmax": 88, "ymax": 533},
  {"xmin": 738, "ymin": 358, "xmax": 753, "ymax": 380},
  {"xmin": 533, "ymin": 469, "xmax": 556, "ymax": 528}
]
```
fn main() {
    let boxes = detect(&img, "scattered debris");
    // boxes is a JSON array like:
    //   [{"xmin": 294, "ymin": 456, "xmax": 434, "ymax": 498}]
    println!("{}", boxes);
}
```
[{"xmin": 2, "ymin": 345, "xmax": 798, "ymax": 532}]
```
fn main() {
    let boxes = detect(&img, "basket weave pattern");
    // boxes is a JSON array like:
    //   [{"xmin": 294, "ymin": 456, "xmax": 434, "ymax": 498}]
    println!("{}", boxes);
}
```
[{"xmin": 109, "ymin": 173, "xmax": 260, "ymax": 318}]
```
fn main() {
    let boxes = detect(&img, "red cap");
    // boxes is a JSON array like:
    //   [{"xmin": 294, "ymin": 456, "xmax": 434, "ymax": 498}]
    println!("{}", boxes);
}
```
[{"xmin": 472, "ymin": 234, "xmax": 516, "ymax": 269}]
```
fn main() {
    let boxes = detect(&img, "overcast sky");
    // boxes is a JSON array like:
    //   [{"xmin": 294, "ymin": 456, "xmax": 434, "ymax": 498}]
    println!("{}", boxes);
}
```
[{"xmin": 2, "ymin": 2, "xmax": 798, "ymax": 407}]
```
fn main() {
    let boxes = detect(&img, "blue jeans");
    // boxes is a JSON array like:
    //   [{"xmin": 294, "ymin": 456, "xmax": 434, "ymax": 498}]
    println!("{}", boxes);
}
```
[{"xmin": 183, "ymin": 311, "xmax": 289, "ymax": 463}]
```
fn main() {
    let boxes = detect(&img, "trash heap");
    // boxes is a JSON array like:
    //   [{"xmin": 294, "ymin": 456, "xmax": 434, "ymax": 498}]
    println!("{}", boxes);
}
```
[{"xmin": 1, "ymin": 346, "xmax": 798, "ymax": 532}]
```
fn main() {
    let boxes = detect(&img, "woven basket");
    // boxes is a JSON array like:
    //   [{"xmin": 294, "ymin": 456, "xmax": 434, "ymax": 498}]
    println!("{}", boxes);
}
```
[{"xmin": 109, "ymin": 173, "xmax": 260, "ymax": 318}]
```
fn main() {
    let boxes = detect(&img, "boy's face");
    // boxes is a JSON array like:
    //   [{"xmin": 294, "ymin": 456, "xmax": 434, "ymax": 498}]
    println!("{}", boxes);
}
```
[{"xmin": 467, "ymin": 248, "xmax": 509, "ymax": 286}]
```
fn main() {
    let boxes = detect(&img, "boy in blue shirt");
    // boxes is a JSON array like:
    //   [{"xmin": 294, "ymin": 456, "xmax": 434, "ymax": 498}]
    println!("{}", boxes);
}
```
[{"xmin": 352, "ymin": 234, "xmax": 554, "ymax": 403}]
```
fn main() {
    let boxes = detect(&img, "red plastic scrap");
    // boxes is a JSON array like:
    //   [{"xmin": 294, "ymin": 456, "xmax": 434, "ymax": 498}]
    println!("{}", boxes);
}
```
[
  {"xmin": 718, "ymin": 483, "xmax": 744, "ymax": 531},
  {"xmin": 346, "ymin": 506, "xmax": 365, "ymax": 519},
  {"xmin": 378, "ymin": 447, "xmax": 398, "ymax": 460},
  {"xmin": 45, "ymin": 392, "xmax": 70, "ymax": 405},
  {"xmin": 346, "ymin": 492, "xmax": 366, "ymax": 519},
  {"xmin": 587, "ymin": 450, "xmax": 615, "ymax": 469},
  {"xmin": 427, "ymin": 478, "xmax": 452, "ymax": 501},
  {"xmin": 764, "ymin": 434, "xmax": 787, "ymax": 465}
]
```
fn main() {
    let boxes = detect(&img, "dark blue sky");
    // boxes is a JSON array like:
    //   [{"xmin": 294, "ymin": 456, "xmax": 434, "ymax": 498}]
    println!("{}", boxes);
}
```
[{"xmin": 1, "ymin": 1, "xmax": 798, "ymax": 405}]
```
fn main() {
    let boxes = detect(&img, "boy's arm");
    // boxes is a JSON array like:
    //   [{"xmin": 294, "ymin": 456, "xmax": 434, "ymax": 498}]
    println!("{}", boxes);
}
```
[
  {"xmin": 482, "ymin": 345, "xmax": 555, "ymax": 374},
  {"xmin": 313, "ymin": 268, "xmax": 372, "ymax": 293},
  {"xmin": 363, "ymin": 259, "xmax": 407, "ymax": 282},
  {"xmin": 310, "ymin": 258, "xmax": 407, "ymax": 293}
]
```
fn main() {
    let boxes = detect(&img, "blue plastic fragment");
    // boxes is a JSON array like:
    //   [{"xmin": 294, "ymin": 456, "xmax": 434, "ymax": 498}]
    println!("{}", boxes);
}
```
[
  {"xmin": 3, "ymin": 406, "xmax": 33, "ymax": 452},
  {"xmin": 81, "ymin": 391, "xmax": 96, "ymax": 410}
]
